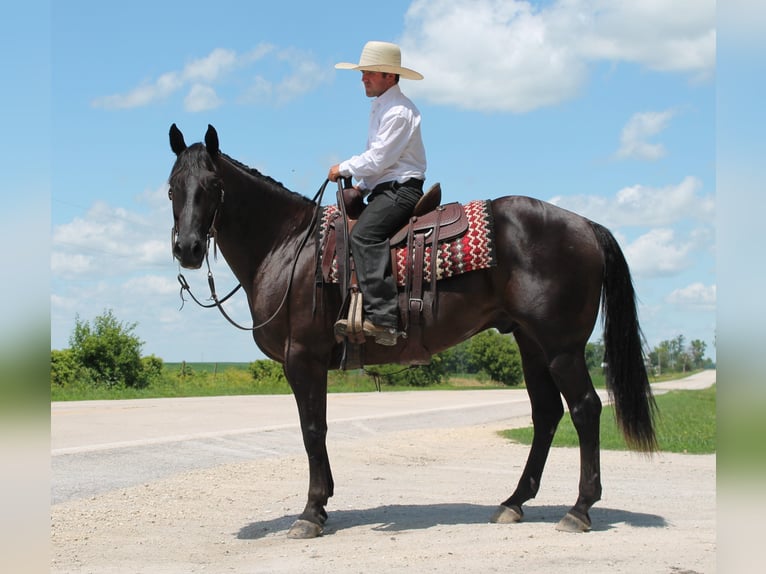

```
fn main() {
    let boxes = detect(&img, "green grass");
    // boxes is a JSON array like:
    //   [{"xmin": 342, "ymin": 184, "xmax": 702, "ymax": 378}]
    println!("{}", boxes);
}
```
[
  {"xmin": 50, "ymin": 364, "xmax": 292, "ymax": 401},
  {"xmin": 50, "ymin": 361, "xmax": 707, "ymax": 417},
  {"xmin": 50, "ymin": 364, "xmax": 505, "ymax": 401},
  {"xmin": 500, "ymin": 384, "xmax": 716, "ymax": 454}
]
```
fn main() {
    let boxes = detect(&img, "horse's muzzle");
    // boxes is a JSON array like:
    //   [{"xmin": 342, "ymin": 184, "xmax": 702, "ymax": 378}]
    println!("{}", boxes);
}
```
[{"xmin": 173, "ymin": 235, "xmax": 206, "ymax": 269}]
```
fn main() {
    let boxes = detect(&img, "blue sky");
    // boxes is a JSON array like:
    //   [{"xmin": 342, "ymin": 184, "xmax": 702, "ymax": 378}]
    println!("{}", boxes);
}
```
[{"xmin": 41, "ymin": 0, "xmax": 720, "ymax": 363}]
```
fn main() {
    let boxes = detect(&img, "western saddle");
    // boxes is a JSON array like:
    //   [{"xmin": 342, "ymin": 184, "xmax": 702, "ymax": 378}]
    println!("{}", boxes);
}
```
[{"xmin": 323, "ymin": 182, "xmax": 469, "ymax": 366}]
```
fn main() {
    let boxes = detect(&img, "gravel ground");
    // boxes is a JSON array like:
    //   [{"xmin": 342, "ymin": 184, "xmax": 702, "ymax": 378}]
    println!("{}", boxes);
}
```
[{"xmin": 51, "ymin": 420, "xmax": 716, "ymax": 573}]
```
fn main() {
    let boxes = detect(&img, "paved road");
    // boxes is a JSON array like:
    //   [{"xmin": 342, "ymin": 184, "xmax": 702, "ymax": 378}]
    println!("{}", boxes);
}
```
[{"xmin": 51, "ymin": 370, "xmax": 715, "ymax": 504}]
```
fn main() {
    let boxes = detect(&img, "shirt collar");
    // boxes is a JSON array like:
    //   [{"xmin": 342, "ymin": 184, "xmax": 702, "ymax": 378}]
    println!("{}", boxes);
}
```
[{"xmin": 372, "ymin": 83, "xmax": 402, "ymax": 109}]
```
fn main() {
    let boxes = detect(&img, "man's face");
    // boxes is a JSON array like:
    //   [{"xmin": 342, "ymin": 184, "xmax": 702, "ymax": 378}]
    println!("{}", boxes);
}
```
[{"xmin": 361, "ymin": 71, "xmax": 396, "ymax": 97}]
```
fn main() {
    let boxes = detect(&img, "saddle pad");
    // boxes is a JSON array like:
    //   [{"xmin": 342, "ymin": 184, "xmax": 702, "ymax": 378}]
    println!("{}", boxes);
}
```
[{"xmin": 318, "ymin": 199, "xmax": 497, "ymax": 286}]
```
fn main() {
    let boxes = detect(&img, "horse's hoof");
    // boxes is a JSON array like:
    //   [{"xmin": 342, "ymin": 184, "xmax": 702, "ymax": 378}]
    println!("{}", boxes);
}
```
[
  {"xmin": 490, "ymin": 504, "xmax": 523, "ymax": 524},
  {"xmin": 287, "ymin": 519, "xmax": 323, "ymax": 539},
  {"xmin": 556, "ymin": 512, "xmax": 591, "ymax": 533}
]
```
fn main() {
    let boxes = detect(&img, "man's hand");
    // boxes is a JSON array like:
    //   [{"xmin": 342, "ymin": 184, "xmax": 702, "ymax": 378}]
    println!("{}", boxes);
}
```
[{"xmin": 328, "ymin": 164, "xmax": 341, "ymax": 182}]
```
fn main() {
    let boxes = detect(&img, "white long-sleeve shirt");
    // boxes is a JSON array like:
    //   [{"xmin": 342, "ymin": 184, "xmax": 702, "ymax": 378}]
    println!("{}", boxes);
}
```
[{"xmin": 338, "ymin": 84, "xmax": 426, "ymax": 193}]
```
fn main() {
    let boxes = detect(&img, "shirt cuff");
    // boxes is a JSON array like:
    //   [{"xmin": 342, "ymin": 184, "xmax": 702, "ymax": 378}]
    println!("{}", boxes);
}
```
[{"xmin": 338, "ymin": 160, "xmax": 353, "ymax": 178}]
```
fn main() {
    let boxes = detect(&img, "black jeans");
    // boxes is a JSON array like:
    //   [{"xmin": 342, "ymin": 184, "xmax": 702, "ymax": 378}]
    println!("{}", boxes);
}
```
[{"xmin": 350, "ymin": 181, "xmax": 423, "ymax": 328}]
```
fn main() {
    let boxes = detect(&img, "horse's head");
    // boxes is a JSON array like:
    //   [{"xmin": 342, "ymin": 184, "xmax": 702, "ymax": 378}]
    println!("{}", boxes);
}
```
[{"xmin": 168, "ymin": 124, "xmax": 224, "ymax": 269}]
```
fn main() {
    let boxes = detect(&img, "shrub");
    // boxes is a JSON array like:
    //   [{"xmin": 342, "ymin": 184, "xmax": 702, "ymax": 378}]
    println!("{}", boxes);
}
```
[
  {"xmin": 141, "ymin": 355, "xmax": 164, "ymax": 383},
  {"xmin": 69, "ymin": 309, "xmax": 148, "ymax": 388},
  {"xmin": 249, "ymin": 359, "xmax": 287, "ymax": 386},
  {"xmin": 50, "ymin": 348, "xmax": 81, "ymax": 387},
  {"xmin": 364, "ymin": 359, "xmax": 446, "ymax": 387}
]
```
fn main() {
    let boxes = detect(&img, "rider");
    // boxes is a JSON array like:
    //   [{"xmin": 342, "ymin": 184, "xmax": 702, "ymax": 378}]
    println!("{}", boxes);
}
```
[{"xmin": 329, "ymin": 40, "xmax": 427, "ymax": 346}]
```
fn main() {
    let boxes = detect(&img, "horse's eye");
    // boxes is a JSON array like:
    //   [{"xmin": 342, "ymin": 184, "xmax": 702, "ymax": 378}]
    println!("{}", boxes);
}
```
[{"xmin": 168, "ymin": 187, "xmax": 173, "ymax": 200}]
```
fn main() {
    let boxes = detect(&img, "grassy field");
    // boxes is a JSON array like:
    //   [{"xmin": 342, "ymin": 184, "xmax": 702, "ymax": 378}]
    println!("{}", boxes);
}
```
[
  {"xmin": 49, "ymin": 363, "xmax": 507, "ymax": 401},
  {"xmin": 50, "ymin": 362, "xmax": 698, "ymax": 400},
  {"xmin": 501, "ymin": 384, "xmax": 716, "ymax": 454}
]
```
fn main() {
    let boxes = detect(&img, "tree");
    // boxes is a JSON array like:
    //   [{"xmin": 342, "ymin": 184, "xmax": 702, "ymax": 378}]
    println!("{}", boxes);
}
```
[
  {"xmin": 669, "ymin": 335, "xmax": 685, "ymax": 371},
  {"xmin": 690, "ymin": 339, "xmax": 707, "ymax": 369},
  {"xmin": 436, "ymin": 340, "xmax": 475, "ymax": 374},
  {"xmin": 649, "ymin": 335, "xmax": 711, "ymax": 375},
  {"xmin": 584, "ymin": 340, "xmax": 606, "ymax": 371},
  {"xmin": 466, "ymin": 329, "xmax": 523, "ymax": 386},
  {"xmin": 69, "ymin": 309, "xmax": 148, "ymax": 388},
  {"xmin": 652, "ymin": 340, "xmax": 672, "ymax": 375}
]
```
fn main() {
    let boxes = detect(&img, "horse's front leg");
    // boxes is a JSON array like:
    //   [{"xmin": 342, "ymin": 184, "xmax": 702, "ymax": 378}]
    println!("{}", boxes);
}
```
[{"xmin": 283, "ymin": 349, "xmax": 334, "ymax": 539}]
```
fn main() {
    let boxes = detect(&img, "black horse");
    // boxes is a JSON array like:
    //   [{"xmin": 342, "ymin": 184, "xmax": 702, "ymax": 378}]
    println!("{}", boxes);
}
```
[{"xmin": 168, "ymin": 124, "xmax": 656, "ymax": 538}]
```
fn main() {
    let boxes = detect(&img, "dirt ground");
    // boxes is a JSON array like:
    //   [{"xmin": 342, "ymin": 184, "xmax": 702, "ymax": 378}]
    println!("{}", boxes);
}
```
[{"xmin": 51, "ymin": 420, "xmax": 715, "ymax": 573}]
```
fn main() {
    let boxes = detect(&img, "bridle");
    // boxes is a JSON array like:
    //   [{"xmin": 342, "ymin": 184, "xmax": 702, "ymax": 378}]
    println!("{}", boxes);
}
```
[
  {"xmin": 169, "ymin": 173, "xmax": 224, "ymax": 261},
  {"xmin": 172, "ymin": 177, "xmax": 331, "ymax": 331}
]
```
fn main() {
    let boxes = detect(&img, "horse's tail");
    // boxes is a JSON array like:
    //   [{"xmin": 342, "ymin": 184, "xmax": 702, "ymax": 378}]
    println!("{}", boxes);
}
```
[{"xmin": 591, "ymin": 222, "xmax": 658, "ymax": 453}]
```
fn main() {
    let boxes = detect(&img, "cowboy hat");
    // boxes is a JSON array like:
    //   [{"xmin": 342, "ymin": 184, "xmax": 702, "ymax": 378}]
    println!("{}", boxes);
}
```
[{"xmin": 335, "ymin": 41, "xmax": 423, "ymax": 80}]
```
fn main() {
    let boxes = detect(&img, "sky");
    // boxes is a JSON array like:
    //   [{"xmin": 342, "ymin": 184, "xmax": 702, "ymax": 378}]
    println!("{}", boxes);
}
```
[{"xmin": 36, "ymin": 0, "xmax": 721, "ymax": 363}]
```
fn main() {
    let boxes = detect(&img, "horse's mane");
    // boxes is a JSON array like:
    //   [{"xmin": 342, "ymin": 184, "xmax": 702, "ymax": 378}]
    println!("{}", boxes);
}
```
[
  {"xmin": 172, "ymin": 143, "xmax": 316, "ymax": 208},
  {"xmin": 220, "ymin": 152, "xmax": 316, "ymax": 208}
]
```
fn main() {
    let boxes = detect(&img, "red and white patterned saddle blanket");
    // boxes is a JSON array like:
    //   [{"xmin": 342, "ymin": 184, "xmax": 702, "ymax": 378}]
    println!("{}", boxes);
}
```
[{"xmin": 318, "ymin": 199, "xmax": 497, "ymax": 285}]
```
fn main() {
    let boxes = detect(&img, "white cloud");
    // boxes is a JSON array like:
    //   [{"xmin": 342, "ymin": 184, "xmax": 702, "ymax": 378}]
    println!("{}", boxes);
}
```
[
  {"xmin": 52, "ymin": 200, "xmax": 170, "ymax": 280},
  {"xmin": 182, "ymin": 48, "xmax": 238, "ymax": 83},
  {"xmin": 666, "ymin": 282, "xmax": 716, "ymax": 310},
  {"xmin": 91, "ymin": 72, "xmax": 182, "ymax": 109},
  {"xmin": 624, "ymin": 228, "xmax": 693, "ymax": 277},
  {"xmin": 51, "ymin": 252, "xmax": 94, "ymax": 277},
  {"xmin": 184, "ymin": 84, "xmax": 222, "ymax": 112},
  {"xmin": 92, "ymin": 48, "xmax": 237, "ymax": 110},
  {"xmin": 550, "ymin": 176, "xmax": 714, "ymax": 228},
  {"xmin": 93, "ymin": 71, "xmax": 177, "ymax": 109},
  {"xmin": 571, "ymin": 0, "xmax": 715, "ymax": 77},
  {"xmin": 276, "ymin": 56, "xmax": 327, "ymax": 104},
  {"xmin": 550, "ymin": 175, "xmax": 715, "ymax": 278},
  {"xmin": 401, "ymin": 0, "xmax": 586, "ymax": 112},
  {"xmin": 400, "ymin": 0, "xmax": 715, "ymax": 112},
  {"xmin": 240, "ymin": 76, "xmax": 273, "ymax": 104},
  {"xmin": 616, "ymin": 110, "xmax": 675, "ymax": 160},
  {"xmin": 92, "ymin": 44, "xmax": 328, "ymax": 111}
]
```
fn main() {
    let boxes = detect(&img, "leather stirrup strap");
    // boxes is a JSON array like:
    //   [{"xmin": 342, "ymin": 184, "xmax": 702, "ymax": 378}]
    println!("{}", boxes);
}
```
[
  {"xmin": 429, "ymin": 207, "xmax": 443, "ymax": 317},
  {"xmin": 346, "ymin": 263, "xmax": 366, "ymax": 344}
]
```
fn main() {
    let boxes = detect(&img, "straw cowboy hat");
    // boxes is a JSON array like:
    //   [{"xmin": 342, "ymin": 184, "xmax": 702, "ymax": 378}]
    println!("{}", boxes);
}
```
[{"xmin": 335, "ymin": 41, "xmax": 423, "ymax": 80}]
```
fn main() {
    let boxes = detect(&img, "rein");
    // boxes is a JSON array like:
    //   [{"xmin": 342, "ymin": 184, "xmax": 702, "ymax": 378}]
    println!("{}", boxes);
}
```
[{"xmin": 177, "ymin": 178, "xmax": 332, "ymax": 331}]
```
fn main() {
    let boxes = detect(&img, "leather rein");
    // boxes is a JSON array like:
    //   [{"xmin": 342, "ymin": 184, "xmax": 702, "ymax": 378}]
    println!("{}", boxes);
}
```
[{"xmin": 176, "ymin": 178, "xmax": 332, "ymax": 331}]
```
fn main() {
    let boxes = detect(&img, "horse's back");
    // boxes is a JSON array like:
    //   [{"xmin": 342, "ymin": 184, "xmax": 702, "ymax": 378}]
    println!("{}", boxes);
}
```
[{"xmin": 490, "ymin": 194, "xmax": 602, "ymax": 266}]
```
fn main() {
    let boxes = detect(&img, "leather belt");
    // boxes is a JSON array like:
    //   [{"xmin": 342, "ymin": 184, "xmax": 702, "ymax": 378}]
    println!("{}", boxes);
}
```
[{"xmin": 372, "ymin": 178, "xmax": 424, "ymax": 194}]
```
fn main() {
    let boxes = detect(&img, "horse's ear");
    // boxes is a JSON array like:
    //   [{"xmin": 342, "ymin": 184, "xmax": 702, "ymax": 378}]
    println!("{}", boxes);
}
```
[
  {"xmin": 205, "ymin": 124, "xmax": 220, "ymax": 157},
  {"xmin": 169, "ymin": 124, "xmax": 187, "ymax": 155}
]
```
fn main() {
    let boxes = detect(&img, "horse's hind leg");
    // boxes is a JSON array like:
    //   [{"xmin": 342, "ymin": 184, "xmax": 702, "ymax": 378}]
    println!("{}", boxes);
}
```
[
  {"xmin": 549, "ymin": 349, "xmax": 602, "ymax": 532},
  {"xmin": 492, "ymin": 331, "xmax": 564, "ymax": 524}
]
